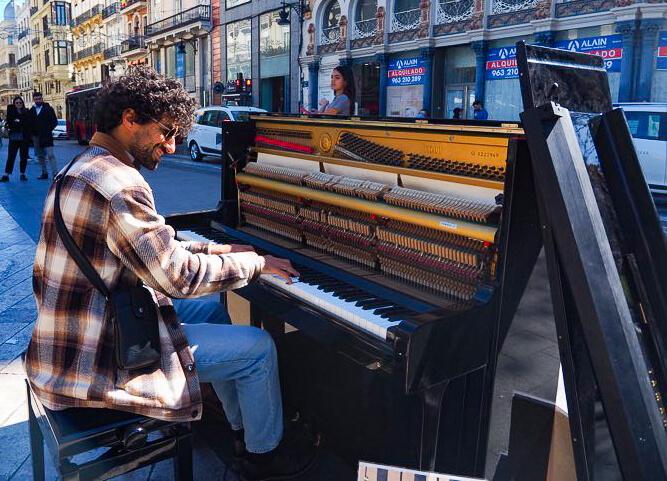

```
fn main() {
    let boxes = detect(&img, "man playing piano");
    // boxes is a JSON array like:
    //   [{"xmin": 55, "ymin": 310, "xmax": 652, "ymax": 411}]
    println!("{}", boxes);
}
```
[{"xmin": 24, "ymin": 66, "xmax": 317, "ymax": 481}]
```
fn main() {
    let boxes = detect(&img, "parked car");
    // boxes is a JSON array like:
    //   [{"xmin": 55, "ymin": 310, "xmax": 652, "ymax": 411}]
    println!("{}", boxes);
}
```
[
  {"xmin": 53, "ymin": 119, "xmax": 68, "ymax": 139},
  {"xmin": 617, "ymin": 103, "xmax": 667, "ymax": 198},
  {"xmin": 186, "ymin": 106, "xmax": 267, "ymax": 161}
]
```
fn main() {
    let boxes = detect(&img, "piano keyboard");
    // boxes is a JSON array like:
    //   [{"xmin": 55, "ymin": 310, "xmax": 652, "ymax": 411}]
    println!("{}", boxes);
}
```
[{"xmin": 177, "ymin": 228, "xmax": 437, "ymax": 341}]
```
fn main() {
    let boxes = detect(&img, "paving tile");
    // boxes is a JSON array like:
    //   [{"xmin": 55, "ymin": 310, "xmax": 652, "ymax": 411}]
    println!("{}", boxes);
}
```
[
  {"xmin": 0, "ymin": 372, "xmax": 28, "ymax": 426},
  {"xmin": 0, "ymin": 245, "xmax": 35, "ymax": 283},
  {"xmin": 0, "ymin": 323, "xmax": 29, "ymax": 345},
  {"xmin": 499, "ymin": 327, "xmax": 557, "ymax": 360},
  {"xmin": 0, "ymin": 277, "xmax": 34, "ymax": 316},
  {"xmin": 0, "ymin": 265, "xmax": 33, "ymax": 295},
  {"xmin": 0, "ymin": 400, "xmax": 31, "ymax": 479},
  {"xmin": 0, "ymin": 296, "xmax": 37, "ymax": 325},
  {"xmin": 0, "ymin": 324, "xmax": 33, "ymax": 371}
]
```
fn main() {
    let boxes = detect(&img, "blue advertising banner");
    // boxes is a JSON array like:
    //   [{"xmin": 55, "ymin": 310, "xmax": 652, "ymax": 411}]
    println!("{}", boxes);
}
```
[
  {"xmin": 657, "ymin": 32, "xmax": 667, "ymax": 70},
  {"xmin": 485, "ymin": 45, "xmax": 517, "ymax": 80},
  {"xmin": 388, "ymin": 57, "xmax": 427, "ymax": 86},
  {"xmin": 554, "ymin": 35, "xmax": 623, "ymax": 72},
  {"xmin": 176, "ymin": 52, "xmax": 185, "ymax": 78}
]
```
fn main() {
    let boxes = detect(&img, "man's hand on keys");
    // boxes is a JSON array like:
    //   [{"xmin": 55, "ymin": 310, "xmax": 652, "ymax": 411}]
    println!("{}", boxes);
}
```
[
  {"xmin": 211, "ymin": 244, "xmax": 255, "ymax": 254},
  {"xmin": 262, "ymin": 255, "xmax": 300, "ymax": 284}
]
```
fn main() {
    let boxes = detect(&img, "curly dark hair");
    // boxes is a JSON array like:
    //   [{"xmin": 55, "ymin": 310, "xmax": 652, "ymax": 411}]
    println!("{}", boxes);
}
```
[{"xmin": 94, "ymin": 65, "xmax": 197, "ymax": 134}]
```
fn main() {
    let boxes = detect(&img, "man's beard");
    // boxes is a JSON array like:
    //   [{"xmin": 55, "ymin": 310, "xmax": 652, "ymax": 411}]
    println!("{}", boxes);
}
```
[{"xmin": 129, "ymin": 135, "xmax": 161, "ymax": 170}]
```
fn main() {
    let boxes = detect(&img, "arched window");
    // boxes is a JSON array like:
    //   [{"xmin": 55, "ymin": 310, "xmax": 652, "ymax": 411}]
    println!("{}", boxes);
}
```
[
  {"xmin": 392, "ymin": 0, "xmax": 420, "ymax": 31},
  {"xmin": 320, "ymin": 0, "xmax": 341, "ymax": 45},
  {"xmin": 435, "ymin": 0, "xmax": 474, "ymax": 25},
  {"xmin": 353, "ymin": 0, "xmax": 377, "ymax": 38}
]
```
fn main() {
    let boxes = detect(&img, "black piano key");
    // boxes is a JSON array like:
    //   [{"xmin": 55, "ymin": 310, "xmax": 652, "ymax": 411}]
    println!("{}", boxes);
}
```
[
  {"xmin": 373, "ymin": 306, "xmax": 402, "ymax": 316},
  {"xmin": 378, "ymin": 308, "xmax": 413, "ymax": 319},
  {"xmin": 346, "ymin": 293, "xmax": 377, "ymax": 302},
  {"xmin": 355, "ymin": 299, "xmax": 390, "ymax": 309}
]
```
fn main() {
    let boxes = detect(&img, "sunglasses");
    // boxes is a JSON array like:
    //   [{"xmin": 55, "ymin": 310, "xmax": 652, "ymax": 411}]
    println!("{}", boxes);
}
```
[{"xmin": 149, "ymin": 116, "xmax": 178, "ymax": 140}]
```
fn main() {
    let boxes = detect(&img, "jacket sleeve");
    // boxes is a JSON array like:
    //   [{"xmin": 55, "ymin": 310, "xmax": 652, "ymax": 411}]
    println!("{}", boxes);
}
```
[
  {"xmin": 48, "ymin": 106, "xmax": 58, "ymax": 131},
  {"xmin": 106, "ymin": 185, "xmax": 265, "ymax": 298}
]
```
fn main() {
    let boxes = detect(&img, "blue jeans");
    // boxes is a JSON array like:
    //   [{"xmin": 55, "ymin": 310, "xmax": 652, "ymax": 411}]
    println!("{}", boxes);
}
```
[{"xmin": 173, "ymin": 298, "xmax": 284, "ymax": 453}]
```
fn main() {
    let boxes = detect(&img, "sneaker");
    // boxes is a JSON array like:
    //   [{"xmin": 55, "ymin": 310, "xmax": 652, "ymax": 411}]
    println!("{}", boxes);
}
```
[
  {"xmin": 0, "ymin": 175, "xmax": 8, "ymax": 182},
  {"xmin": 20, "ymin": 174, "xmax": 27, "ymax": 181},
  {"xmin": 37, "ymin": 172, "xmax": 48, "ymax": 180},
  {"xmin": 240, "ymin": 424, "xmax": 319, "ymax": 481}
]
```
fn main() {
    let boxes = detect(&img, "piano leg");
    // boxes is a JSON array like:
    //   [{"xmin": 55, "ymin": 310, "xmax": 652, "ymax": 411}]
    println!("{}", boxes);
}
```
[{"xmin": 418, "ymin": 381, "xmax": 449, "ymax": 472}]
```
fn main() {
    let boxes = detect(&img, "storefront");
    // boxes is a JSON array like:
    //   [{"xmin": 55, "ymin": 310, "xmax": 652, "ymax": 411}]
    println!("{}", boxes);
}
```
[
  {"xmin": 653, "ymin": 30, "xmax": 667, "ymax": 102},
  {"xmin": 386, "ymin": 55, "xmax": 426, "ymax": 118},
  {"xmin": 259, "ymin": 10, "xmax": 290, "ymax": 112},
  {"xmin": 442, "ymin": 45, "xmax": 477, "ymax": 120},
  {"xmin": 352, "ymin": 60, "xmax": 380, "ymax": 116},
  {"xmin": 226, "ymin": 18, "xmax": 252, "ymax": 90},
  {"xmin": 483, "ymin": 39, "xmax": 522, "ymax": 121}
]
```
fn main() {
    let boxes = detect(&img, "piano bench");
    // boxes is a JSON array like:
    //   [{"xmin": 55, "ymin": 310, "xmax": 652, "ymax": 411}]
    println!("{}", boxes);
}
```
[{"xmin": 25, "ymin": 380, "xmax": 193, "ymax": 481}]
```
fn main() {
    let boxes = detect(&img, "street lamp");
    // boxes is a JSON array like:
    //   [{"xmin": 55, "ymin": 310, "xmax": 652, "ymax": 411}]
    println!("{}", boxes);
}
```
[{"xmin": 276, "ymin": 0, "xmax": 310, "ymax": 26}]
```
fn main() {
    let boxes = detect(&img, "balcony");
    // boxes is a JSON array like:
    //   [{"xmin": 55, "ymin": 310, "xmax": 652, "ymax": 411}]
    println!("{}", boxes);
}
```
[
  {"xmin": 73, "ymin": 42, "xmax": 103, "ymax": 61},
  {"xmin": 18, "ymin": 29, "xmax": 28, "ymax": 40},
  {"xmin": 103, "ymin": 44, "xmax": 121, "ymax": 59},
  {"xmin": 103, "ymin": 2, "xmax": 119, "ymax": 18},
  {"xmin": 0, "ymin": 83, "xmax": 19, "ymax": 91},
  {"xmin": 31, "ymin": 37, "xmax": 40, "ymax": 46},
  {"xmin": 120, "ymin": 0, "xmax": 146, "ymax": 13},
  {"xmin": 351, "ymin": 18, "xmax": 377, "ymax": 40},
  {"xmin": 555, "ymin": 0, "xmax": 615, "ymax": 18},
  {"xmin": 145, "ymin": 4, "xmax": 210, "ymax": 37},
  {"xmin": 73, "ymin": 5, "xmax": 102, "ymax": 27},
  {"xmin": 29, "ymin": 6, "xmax": 38, "ymax": 16},
  {"xmin": 488, "ymin": 0, "xmax": 540, "ymax": 27},
  {"xmin": 121, "ymin": 36, "xmax": 146, "ymax": 54},
  {"xmin": 391, "ymin": 8, "xmax": 420, "ymax": 32},
  {"xmin": 0, "ymin": 61, "xmax": 17, "ymax": 69},
  {"xmin": 435, "ymin": 0, "xmax": 474, "ymax": 25},
  {"xmin": 18, "ymin": 54, "xmax": 32, "ymax": 65}
]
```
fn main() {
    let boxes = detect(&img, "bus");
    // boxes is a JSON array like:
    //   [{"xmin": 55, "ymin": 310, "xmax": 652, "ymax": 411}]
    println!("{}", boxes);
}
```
[{"xmin": 66, "ymin": 85, "xmax": 101, "ymax": 144}]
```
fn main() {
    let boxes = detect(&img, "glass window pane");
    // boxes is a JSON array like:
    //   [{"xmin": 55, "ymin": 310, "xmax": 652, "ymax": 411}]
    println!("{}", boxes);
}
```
[
  {"xmin": 226, "ymin": 18, "xmax": 252, "ymax": 82},
  {"xmin": 259, "ymin": 10, "xmax": 289, "ymax": 78},
  {"xmin": 356, "ymin": 0, "xmax": 376, "ymax": 21},
  {"xmin": 323, "ymin": 1, "xmax": 341, "ymax": 29}
]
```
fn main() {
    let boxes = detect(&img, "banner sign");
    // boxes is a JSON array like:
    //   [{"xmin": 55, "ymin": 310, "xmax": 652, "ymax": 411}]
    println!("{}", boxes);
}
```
[
  {"xmin": 388, "ymin": 57, "xmax": 427, "ymax": 86},
  {"xmin": 176, "ymin": 52, "xmax": 185, "ymax": 78},
  {"xmin": 554, "ymin": 35, "xmax": 623, "ymax": 72},
  {"xmin": 486, "ymin": 45, "xmax": 518, "ymax": 80},
  {"xmin": 358, "ymin": 461, "xmax": 487, "ymax": 481},
  {"xmin": 657, "ymin": 32, "xmax": 667, "ymax": 70}
]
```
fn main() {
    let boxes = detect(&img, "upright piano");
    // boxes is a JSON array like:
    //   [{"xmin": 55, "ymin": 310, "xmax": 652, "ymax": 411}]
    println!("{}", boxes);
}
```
[{"xmin": 167, "ymin": 115, "xmax": 543, "ymax": 477}]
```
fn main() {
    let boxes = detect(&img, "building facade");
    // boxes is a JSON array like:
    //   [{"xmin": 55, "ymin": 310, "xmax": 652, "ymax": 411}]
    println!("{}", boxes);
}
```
[
  {"xmin": 0, "ymin": 1, "xmax": 19, "ymax": 111},
  {"xmin": 146, "ymin": 0, "xmax": 211, "ymax": 105},
  {"xmin": 101, "ymin": 0, "xmax": 124, "ymax": 79},
  {"xmin": 30, "ymin": 0, "xmax": 73, "ymax": 117},
  {"xmin": 300, "ymin": 0, "xmax": 667, "ymax": 120},
  {"xmin": 217, "ymin": 0, "xmax": 306, "ymax": 112},
  {"xmin": 17, "ymin": 0, "xmax": 34, "ymax": 105},
  {"xmin": 71, "ymin": 1, "xmax": 104, "ymax": 89}
]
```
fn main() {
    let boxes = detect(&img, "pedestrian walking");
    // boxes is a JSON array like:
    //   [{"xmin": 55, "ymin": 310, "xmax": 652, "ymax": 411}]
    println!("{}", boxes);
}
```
[
  {"xmin": 0, "ymin": 97, "xmax": 31, "ymax": 182},
  {"xmin": 472, "ymin": 99, "xmax": 489, "ymax": 120},
  {"xmin": 28, "ymin": 92, "xmax": 58, "ymax": 180},
  {"xmin": 452, "ymin": 107, "xmax": 462, "ymax": 119}
]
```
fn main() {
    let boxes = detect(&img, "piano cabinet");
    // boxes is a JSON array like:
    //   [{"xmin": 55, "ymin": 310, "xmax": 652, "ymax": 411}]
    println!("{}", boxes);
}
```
[{"xmin": 166, "ymin": 116, "xmax": 542, "ymax": 478}]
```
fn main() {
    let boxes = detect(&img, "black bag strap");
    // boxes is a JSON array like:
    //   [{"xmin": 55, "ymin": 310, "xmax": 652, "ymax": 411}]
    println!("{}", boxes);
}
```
[{"xmin": 53, "ymin": 155, "xmax": 112, "ymax": 300}]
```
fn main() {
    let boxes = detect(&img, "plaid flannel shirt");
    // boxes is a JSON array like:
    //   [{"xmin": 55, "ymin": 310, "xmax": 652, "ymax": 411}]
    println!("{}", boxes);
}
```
[{"xmin": 25, "ymin": 132, "xmax": 265, "ymax": 421}]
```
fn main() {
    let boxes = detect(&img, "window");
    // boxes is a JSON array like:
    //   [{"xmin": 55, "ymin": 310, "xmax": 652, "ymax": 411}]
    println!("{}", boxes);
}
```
[
  {"xmin": 226, "ymin": 18, "xmax": 251, "ymax": 82},
  {"xmin": 198, "ymin": 110, "xmax": 219, "ymax": 126},
  {"xmin": 321, "ymin": 1, "xmax": 341, "ymax": 42},
  {"xmin": 356, "ymin": 0, "xmax": 376, "ymax": 22},
  {"xmin": 226, "ymin": 0, "xmax": 250, "ymax": 8},
  {"xmin": 9, "ymin": 54, "xmax": 14, "ymax": 65},
  {"xmin": 45, "ymin": 49, "xmax": 50, "ymax": 67},
  {"xmin": 624, "ymin": 111, "xmax": 667, "ymax": 141},
  {"xmin": 259, "ymin": 10, "xmax": 289, "ymax": 77},
  {"xmin": 53, "ymin": 41, "xmax": 69, "ymax": 64},
  {"xmin": 7, "ymin": 35, "xmax": 13, "ymax": 45},
  {"xmin": 52, "ymin": 2, "xmax": 70, "ymax": 25}
]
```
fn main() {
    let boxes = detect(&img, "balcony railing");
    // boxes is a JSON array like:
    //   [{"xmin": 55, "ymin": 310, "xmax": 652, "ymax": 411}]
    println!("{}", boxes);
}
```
[
  {"xmin": 29, "ymin": 6, "xmax": 38, "ymax": 16},
  {"xmin": 436, "ymin": 0, "xmax": 474, "ymax": 24},
  {"xmin": 18, "ymin": 54, "xmax": 32, "ymax": 65},
  {"xmin": 490, "ymin": 0, "xmax": 539, "ymax": 14},
  {"xmin": 121, "ymin": 36, "xmax": 146, "ymax": 53},
  {"xmin": 320, "ymin": 25, "xmax": 340, "ymax": 45},
  {"xmin": 145, "ymin": 4, "xmax": 210, "ymax": 37},
  {"xmin": 102, "ymin": 2, "xmax": 119, "ymax": 18},
  {"xmin": 18, "ymin": 29, "xmax": 28, "ymax": 39},
  {"xmin": 31, "ymin": 37, "xmax": 40, "ymax": 46},
  {"xmin": 391, "ymin": 8, "xmax": 421, "ymax": 31},
  {"xmin": 74, "ymin": 42, "xmax": 103, "ymax": 61},
  {"xmin": 0, "ymin": 83, "xmax": 19, "ymax": 90},
  {"xmin": 103, "ymin": 45, "xmax": 121, "ymax": 59},
  {"xmin": 73, "ymin": 5, "xmax": 102, "ymax": 27},
  {"xmin": 120, "ymin": 0, "xmax": 146, "ymax": 11},
  {"xmin": 0, "ymin": 61, "xmax": 17, "ymax": 69},
  {"xmin": 351, "ymin": 17, "xmax": 377, "ymax": 39}
]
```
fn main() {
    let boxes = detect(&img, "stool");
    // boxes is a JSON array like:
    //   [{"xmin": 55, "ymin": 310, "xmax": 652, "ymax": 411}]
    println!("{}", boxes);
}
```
[{"xmin": 26, "ymin": 380, "xmax": 193, "ymax": 480}]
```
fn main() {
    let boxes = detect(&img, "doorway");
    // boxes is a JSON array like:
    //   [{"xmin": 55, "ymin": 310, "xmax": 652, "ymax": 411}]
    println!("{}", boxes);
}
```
[
  {"xmin": 445, "ymin": 85, "xmax": 475, "ymax": 120},
  {"xmin": 260, "ymin": 76, "xmax": 286, "ymax": 112}
]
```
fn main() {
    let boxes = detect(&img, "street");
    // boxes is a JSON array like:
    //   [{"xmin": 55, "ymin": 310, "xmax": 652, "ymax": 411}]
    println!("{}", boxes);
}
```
[{"xmin": 0, "ymin": 139, "xmax": 222, "ymax": 242}]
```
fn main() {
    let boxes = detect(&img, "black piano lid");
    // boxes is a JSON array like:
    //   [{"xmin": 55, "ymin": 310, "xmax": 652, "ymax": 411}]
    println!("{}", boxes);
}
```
[{"xmin": 517, "ymin": 41, "xmax": 667, "ymax": 480}]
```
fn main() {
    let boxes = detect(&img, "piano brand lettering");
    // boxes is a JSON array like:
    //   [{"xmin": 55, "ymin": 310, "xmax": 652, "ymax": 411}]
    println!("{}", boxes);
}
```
[{"xmin": 358, "ymin": 461, "xmax": 488, "ymax": 481}]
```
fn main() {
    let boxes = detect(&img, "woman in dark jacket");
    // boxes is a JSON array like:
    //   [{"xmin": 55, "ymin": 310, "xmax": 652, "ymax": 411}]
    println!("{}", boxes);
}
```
[{"xmin": 0, "ymin": 97, "xmax": 31, "ymax": 182}]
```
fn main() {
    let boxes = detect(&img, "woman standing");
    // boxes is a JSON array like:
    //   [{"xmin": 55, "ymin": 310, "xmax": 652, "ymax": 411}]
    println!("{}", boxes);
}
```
[
  {"xmin": 319, "ymin": 65, "xmax": 356, "ymax": 116},
  {"xmin": 0, "ymin": 97, "xmax": 31, "ymax": 182}
]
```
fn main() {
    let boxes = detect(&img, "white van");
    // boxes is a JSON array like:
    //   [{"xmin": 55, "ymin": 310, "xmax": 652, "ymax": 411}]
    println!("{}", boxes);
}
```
[
  {"xmin": 617, "ymin": 103, "xmax": 667, "ymax": 197},
  {"xmin": 186, "ymin": 106, "xmax": 266, "ymax": 161}
]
